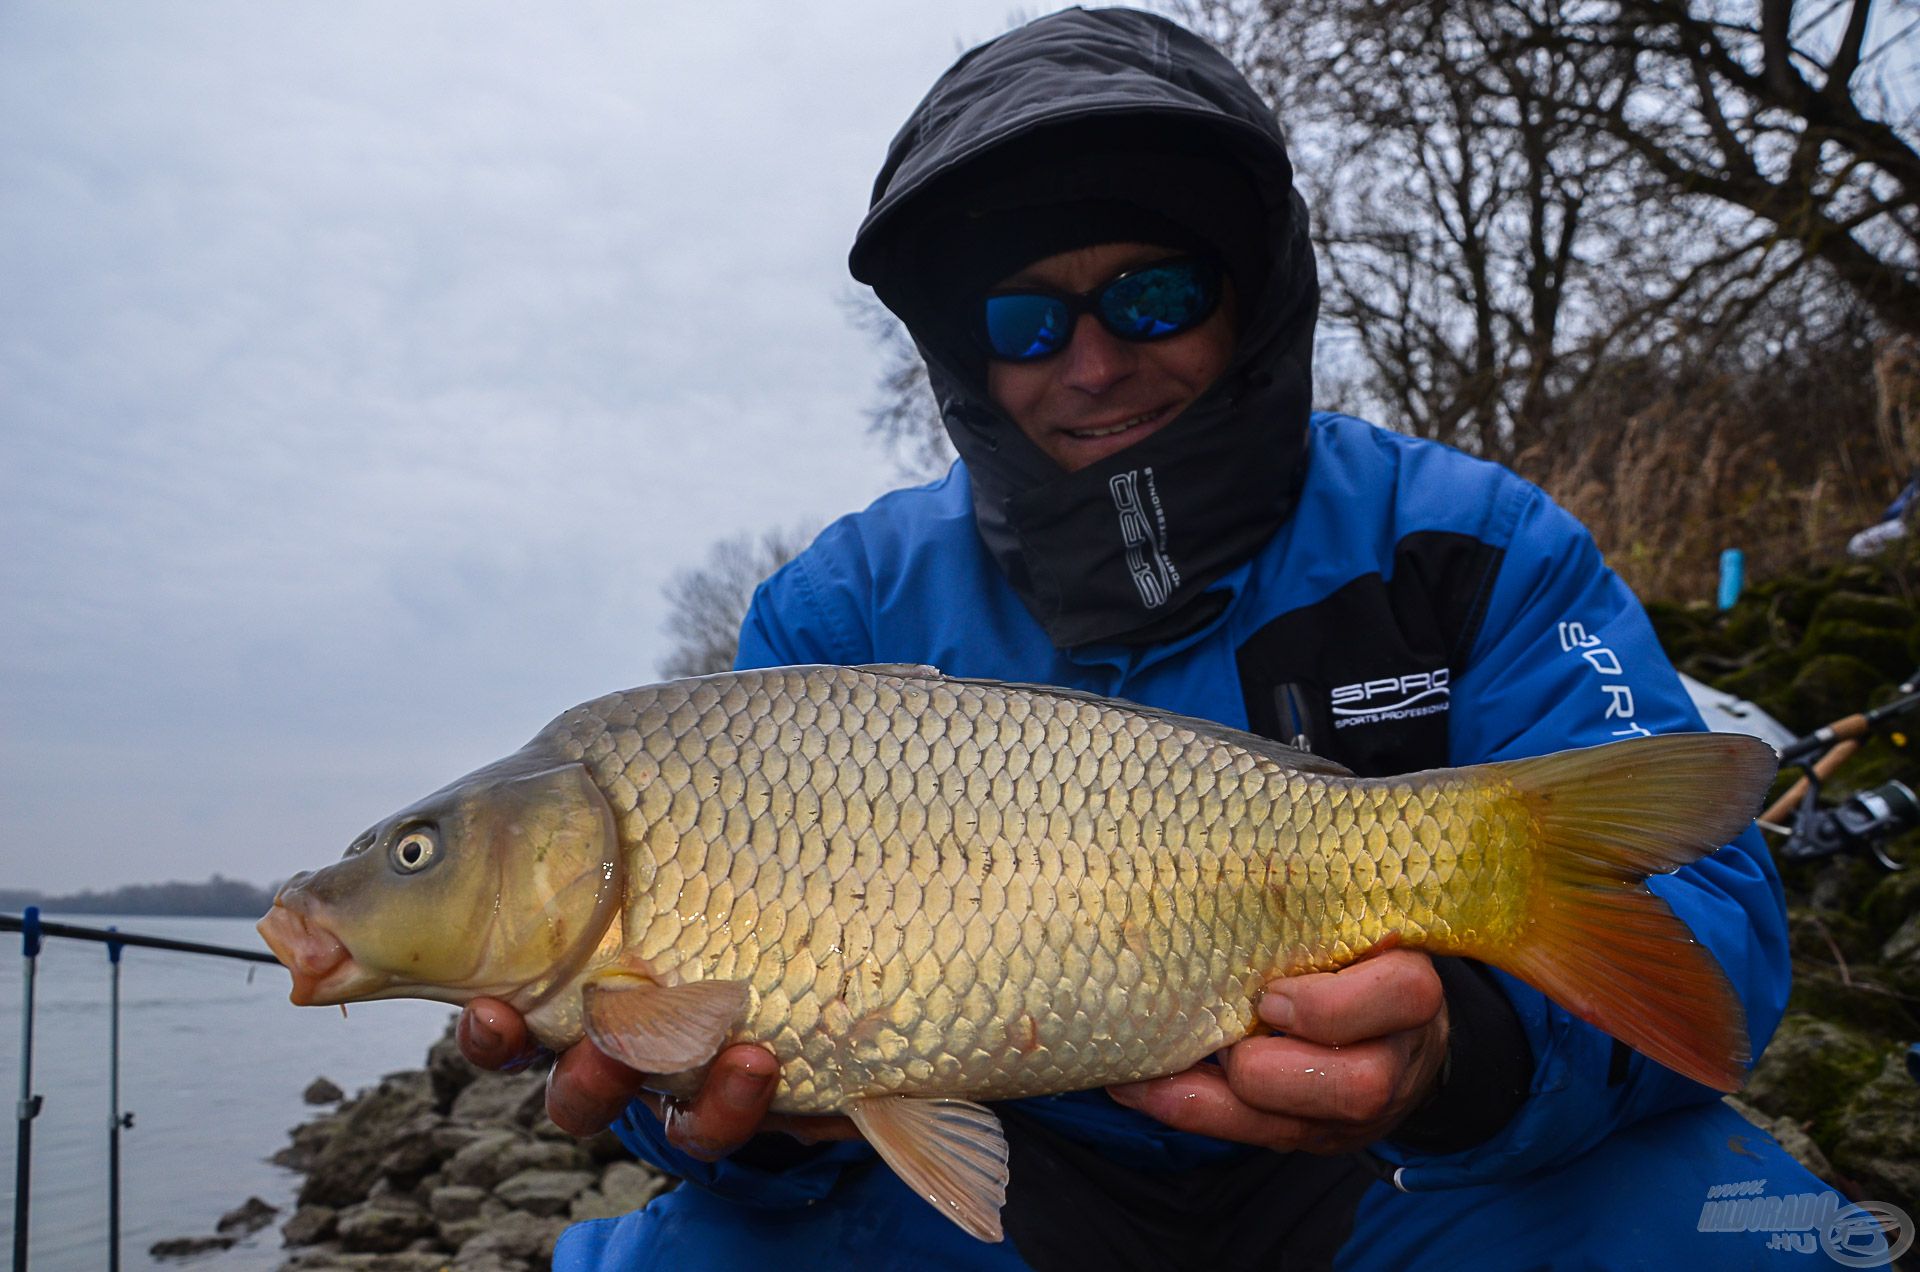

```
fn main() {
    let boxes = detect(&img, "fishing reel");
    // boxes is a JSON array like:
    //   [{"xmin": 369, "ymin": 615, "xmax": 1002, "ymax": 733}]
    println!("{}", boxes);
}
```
[
  {"xmin": 1779, "ymin": 778, "xmax": 1918, "ymax": 870},
  {"xmin": 1765, "ymin": 669, "xmax": 1920, "ymax": 872}
]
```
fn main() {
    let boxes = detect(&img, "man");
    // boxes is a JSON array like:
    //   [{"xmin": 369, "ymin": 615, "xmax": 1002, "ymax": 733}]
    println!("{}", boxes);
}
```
[{"xmin": 463, "ymin": 9, "xmax": 1826, "ymax": 1268}]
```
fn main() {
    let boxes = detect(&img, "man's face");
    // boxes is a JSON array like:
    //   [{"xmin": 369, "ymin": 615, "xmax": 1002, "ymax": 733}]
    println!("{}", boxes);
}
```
[{"xmin": 985, "ymin": 241, "xmax": 1236, "ymax": 473}]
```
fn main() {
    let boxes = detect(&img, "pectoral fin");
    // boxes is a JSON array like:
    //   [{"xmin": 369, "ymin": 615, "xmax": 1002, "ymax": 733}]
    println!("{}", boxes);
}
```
[
  {"xmin": 848, "ymin": 1095, "xmax": 1008, "ymax": 1242},
  {"xmin": 581, "ymin": 979, "xmax": 750, "ymax": 1074}
]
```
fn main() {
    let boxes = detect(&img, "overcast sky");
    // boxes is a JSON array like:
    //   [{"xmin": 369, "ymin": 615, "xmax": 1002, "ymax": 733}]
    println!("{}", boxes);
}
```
[{"xmin": 0, "ymin": 1, "xmax": 1079, "ymax": 895}]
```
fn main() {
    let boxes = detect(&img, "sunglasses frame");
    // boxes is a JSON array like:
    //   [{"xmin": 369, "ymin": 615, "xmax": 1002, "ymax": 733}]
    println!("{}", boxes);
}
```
[{"xmin": 978, "ymin": 255, "xmax": 1224, "ymax": 363}]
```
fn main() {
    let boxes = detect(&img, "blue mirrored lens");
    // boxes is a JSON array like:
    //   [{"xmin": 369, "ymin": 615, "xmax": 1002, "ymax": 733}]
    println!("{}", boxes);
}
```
[
  {"xmin": 980, "ymin": 258, "xmax": 1220, "ymax": 361},
  {"xmin": 984, "ymin": 293, "xmax": 1071, "ymax": 361},
  {"xmin": 1099, "ymin": 260, "xmax": 1212, "ymax": 337}
]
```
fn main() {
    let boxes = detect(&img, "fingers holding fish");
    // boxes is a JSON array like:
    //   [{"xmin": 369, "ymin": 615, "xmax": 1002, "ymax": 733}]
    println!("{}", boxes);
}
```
[
  {"xmin": 1107, "ymin": 1063, "xmax": 1331, "ymax": 1152},
  {"xmin": 1258, "ymin": 950, "xmax": 1445, "ymax": 1047},
  {"xmin": 545, "ymin": 1037, "xmax": 654, "ymax": 1138},
  {"xmin": 1226, "ymin": 1021, "xmax": 1446, "ymax": 1134},
  {"xmin": 642, "ymin": 1044, "xmax": 779, "ymax": 1160},
  {"xmin": 457, "ymin": 997, "xmax": 547, "ymax": 1072},
  {"xmin": 634, "ymin": 1045, "xmax": 863, "ymax": 1161},
  {"xmin": 1108, "ymin": 953, "xmax": 1450, "ymax": 1153},
  {"xmin": 1108, "ymin": 1022, "xmax": 1444, "ymax": 1153}
]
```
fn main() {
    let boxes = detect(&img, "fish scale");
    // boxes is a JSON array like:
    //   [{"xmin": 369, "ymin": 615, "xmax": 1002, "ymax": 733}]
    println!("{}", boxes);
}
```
[{"xmin": 544, "ymin": 665, "xmax": 1472, "ymax": 1108}]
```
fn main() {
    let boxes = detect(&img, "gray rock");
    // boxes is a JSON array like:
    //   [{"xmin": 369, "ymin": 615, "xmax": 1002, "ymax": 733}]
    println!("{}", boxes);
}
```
[
  {"xmin": 277, "ymin": 1253, "xmax": 346, "ymax": 1270},
  {"xmin": 1723, "ymin": 1097, "xmax": 1836, "ymax": 1182},
  {"xmin": 277, "ymin": 1112, "xmax": 345, "ymax": 1171},
  {"xmin": 1742, "ymin": 1014, "xmax": 1885, "ymax": 1140},
  {"xmin": 443, "ymin": 1130, "xmax": 529, "ymax": 1189},
  {"xmin": 427, "ymin": 1021, "xmax": 481, "ymax": 1113},
  {"xmin": 283, "ymin": 1253, "xmax": 452, "ymax": 1271},
  {"xmin": 149, "ymin": 1235, "xmax": 235, "ymax": 1259},
  {"xmin": 432, "ymin": 1123, "xmax": 489, "ymax": 1158},
  {"xmin": 281, "ymin": 1203, "xmax": 339, "ymax": 1246},
  {"xmin": 450, "ymin": 1071, "xmax": 544, "ymax": 1127},
  {"xmin": 437, "ymin": 1197, "xmax": 510, "ymax": 1250},
  {"xmin": 378, "ymin": 1111, "xmax": 450, "ymax": 1187},
  {"xmin": 430, "ymin": 1183, "xmax": 491, "ymax": 1223},
  {"xmin": 301, "ymin": 1072, "xmax": 435, "ymax": 1207},
  {"xmin": 495, "ymin": 1167, "xmax": 598, "ymax": 1217},
  {"xmin": 1829, "ymin": 1050, "xmax": 1920, "ymax": 1211},
  {"xmin": 214, "ymin": 1194, "xmax": 278, "ymax": 1236},
  {"xmin": 454, "ymin": 1209, "xmax": 567, "ymax": 1263},
  {"xmin": 305, "ymin": 1076, "xmax": 346, "ymax": 1105},
  {"xmin": 500, "ymin": 1138, "xmax": 590, "ymax": 1177},
  {"xmin": 449, "ymin": 1256, "xmax": 532, "ymax": 1272},
  {"xmin": 1882, "ymin": 910, "xmax": 1920, "ymax": 965},
  {"xmin": 336, "ymin": 1198, "xmax": 437, "ymax": 1254},
  {"xmin": 571, "ymin": 1160, "xmax": 673, "ymax": 1221}
]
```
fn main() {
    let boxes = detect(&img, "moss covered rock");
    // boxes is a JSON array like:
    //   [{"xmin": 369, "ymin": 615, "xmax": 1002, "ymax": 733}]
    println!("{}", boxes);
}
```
[
  {"xmin": 1787, "ymin": 905, "xmax": 1879, "ymax": 966},
  {"xmin": 1781, "ymin": 654, "xmax": 1886, "ymax": 731},
  {"xmin": 1881, "ymin": 909, "xmax": 1920, "ymax": 1002},
  {"xmin": 1828, "ymin": 1051, "xmax": 1920, "ymax": 1218},
  {"xmin": 1786, "ymin": 967, "xmax": 1918, "ymax": 1038},
  {"xmin": 1744, "ymin": 1015, "xmax": 1888, "ymax": 1144},
  {"xmin": 1808, "ymin": 591, "xmax": 1917, "ymax": 633},
  {"xmin": 1801, "ymin": 620, "xmax": 1914, "ymax": 682}
]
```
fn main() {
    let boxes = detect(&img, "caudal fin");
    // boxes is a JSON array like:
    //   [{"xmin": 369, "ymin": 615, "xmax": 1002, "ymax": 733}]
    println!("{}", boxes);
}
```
[{"xmin": 1483, "ymin": 733, "xmax": 1776, "ymax": 1092}]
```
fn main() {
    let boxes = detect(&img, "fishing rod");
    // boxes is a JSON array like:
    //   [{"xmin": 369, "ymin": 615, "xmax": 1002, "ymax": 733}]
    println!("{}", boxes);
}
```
[
  {"xmin": 2, "ymin": 911, "xmax": 282, "ymax": 1272},
  {"xmin": 0, "ymin": 914, "xmax": 281, "ymax": 964},
  {"xmin": 1762, "ymin": 668, "xmax": 1920, "ymax": 869},
  {"xmin": 13, "ymin": 910, "xmax": 40, "ymax": 1272}
]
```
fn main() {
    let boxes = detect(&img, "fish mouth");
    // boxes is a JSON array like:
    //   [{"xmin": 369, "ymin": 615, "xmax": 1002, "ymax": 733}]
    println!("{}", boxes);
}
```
[{"xmin": 257, "ymin": 900, "xmax": 382, "ymax": 1005}]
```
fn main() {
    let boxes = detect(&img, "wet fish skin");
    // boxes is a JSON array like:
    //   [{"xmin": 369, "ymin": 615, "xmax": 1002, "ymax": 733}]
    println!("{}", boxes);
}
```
[
  {"xmin": 260, "ymin": 663, "xmax": 1776, "ymax": 1241},
  {"xmin": 547, "ymin": 666, "xmax": 1510, "ymax": 1110}
]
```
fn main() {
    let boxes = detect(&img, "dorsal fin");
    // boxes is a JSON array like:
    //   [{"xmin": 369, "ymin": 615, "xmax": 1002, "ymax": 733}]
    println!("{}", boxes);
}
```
[
  {"xmin": 851, "ymin": 663, "xmax": 1353, "ymax": 778},
  {"xmin": 852, "ymin": 662, "xmax": 943, "ymax": 679}
]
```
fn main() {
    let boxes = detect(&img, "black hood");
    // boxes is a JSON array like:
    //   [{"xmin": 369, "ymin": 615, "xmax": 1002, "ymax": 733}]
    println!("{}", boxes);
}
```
[{"xmin": 850, "ymin": 7, "xmax": 1318, "ymax": 648}]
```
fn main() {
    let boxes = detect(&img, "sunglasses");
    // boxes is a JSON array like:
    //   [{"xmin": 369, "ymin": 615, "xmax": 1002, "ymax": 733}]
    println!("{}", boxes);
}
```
[{"xmin": 979, "ymin": 256, "xmax": 1224, "ymax": 363}]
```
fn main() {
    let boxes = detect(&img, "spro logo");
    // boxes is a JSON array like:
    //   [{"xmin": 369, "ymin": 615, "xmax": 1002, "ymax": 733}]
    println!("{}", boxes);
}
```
[
  {"xmin": 1110, "ymin": 468, "xmax": 1178, "ymax": 609},
  {"xmin": 1330, "ymin": 669, "xmax": 1451, "ymax": 730}
]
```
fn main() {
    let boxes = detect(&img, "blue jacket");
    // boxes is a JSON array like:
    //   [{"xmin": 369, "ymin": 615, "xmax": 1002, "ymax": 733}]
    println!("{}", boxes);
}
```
[{"xmin": 611, "ymin": 411, "xmax": 1791, "ymax": 1198}]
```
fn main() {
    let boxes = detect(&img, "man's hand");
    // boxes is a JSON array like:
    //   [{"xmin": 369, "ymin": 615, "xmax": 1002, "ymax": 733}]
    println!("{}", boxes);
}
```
[
  {"xmin": 1106, "ymin": 949, "xmax": 1449, "ymax": 1154},
  {"xmin": 456, "ymin": 998, "xmax": 859, "ymax": 1160}
]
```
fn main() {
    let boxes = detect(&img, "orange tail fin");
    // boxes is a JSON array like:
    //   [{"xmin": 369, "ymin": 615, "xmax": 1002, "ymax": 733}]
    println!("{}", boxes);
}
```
[{"xmin": 1480, "ymin": 733, "xmax": 1777, "ymax": 1092}]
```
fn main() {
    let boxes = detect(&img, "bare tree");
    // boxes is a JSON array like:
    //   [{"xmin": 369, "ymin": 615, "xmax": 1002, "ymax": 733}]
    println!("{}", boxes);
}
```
[
  {"xmin": 1179, "ymin": 0, "xmax": 1750, "ymax": 458},
  {"xmin": 844, "ymin": 289, "xmax": 953, "ymax": 480},
  {"xmin": 1173, "ymin": 0, "xmax": 1917, "ymax": 461},
  {"xmin": 1545, "ymin": 0, "xmax": 1920, "ymax": 336},
  {"xmin": 658, "ymin": 524, "xmax": 818, "ymax": 679}
]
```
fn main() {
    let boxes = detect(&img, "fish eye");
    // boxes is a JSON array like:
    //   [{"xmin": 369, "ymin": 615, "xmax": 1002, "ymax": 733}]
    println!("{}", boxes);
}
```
[{"xmin": 390, "ymin": 827, "xmax": 439, "ymax": 874}]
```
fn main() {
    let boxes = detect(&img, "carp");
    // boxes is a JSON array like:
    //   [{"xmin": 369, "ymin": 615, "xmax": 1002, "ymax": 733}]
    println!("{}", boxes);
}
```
[{"xmin": 259, "ymin": 663, "xmax": 1776, "ymax": 1241}]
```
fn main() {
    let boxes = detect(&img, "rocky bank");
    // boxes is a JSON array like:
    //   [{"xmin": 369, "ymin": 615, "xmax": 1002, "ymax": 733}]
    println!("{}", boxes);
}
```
[{"xmin": 232, "ymin": 1027, "xmax": 669, "ymax": 1272}]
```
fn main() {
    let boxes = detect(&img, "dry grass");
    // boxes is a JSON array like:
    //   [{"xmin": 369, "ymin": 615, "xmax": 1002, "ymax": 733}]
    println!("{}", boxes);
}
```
[{"xmin": 1514, "ymin": 342, "xmax": 1913, "ymax": 606}]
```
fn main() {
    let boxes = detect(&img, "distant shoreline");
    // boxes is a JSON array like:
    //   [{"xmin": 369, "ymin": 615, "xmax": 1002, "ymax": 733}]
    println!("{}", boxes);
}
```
[{"xmin": 0, "ymin": 874, "xmax": 277, "ymax": 918}]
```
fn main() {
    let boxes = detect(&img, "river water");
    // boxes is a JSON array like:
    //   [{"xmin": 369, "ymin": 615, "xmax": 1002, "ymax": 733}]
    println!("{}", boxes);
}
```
[{"xmin": 0, "ymin": 914, "xmax": 451, "ymax": 1270}]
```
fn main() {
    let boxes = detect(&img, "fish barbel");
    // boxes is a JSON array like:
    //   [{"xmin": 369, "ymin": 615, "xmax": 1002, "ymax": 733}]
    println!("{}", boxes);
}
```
[{"xmin": 259, "ymin": 663, "xmax": 1776, "ymax": 1240}]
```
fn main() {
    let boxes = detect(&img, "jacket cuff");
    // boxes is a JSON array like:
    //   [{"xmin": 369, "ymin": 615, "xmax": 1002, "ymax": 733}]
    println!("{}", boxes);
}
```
[{"xmin": 1387, "ymin": 957, "xmax": 1533, "ymax": 1154}]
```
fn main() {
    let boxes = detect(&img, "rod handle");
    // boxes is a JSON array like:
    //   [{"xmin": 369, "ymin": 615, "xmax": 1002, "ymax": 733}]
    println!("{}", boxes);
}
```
[{"xmin": 1763, "ymin": 739, "xmax": 1861, "ymax": 825}]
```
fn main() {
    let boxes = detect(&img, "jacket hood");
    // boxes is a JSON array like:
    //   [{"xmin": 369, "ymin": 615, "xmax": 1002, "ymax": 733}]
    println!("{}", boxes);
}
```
[{"xmin": 849, "ymin": 7, "xmax": 1318, "ymax": 648}]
